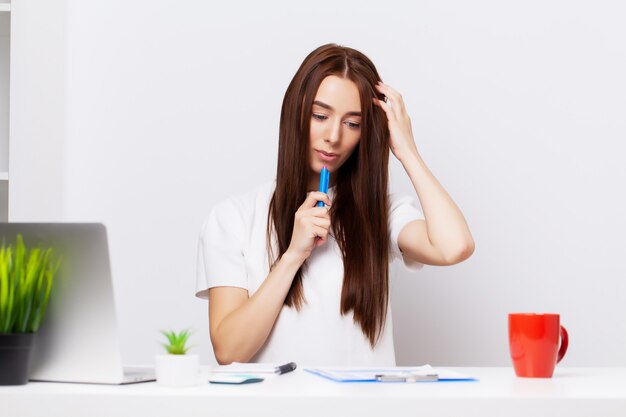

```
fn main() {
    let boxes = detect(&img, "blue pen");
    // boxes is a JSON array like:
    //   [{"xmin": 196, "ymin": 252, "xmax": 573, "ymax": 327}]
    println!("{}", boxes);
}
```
[{"xmin": 316, "ymin": 166, "xmax": 330, "ymax": 207}]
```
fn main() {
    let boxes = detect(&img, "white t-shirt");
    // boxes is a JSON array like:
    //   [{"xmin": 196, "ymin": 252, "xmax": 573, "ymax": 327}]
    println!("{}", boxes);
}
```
[{"xmin": 195, "ymin": 179, "xmax": 425, "ymax": 366}]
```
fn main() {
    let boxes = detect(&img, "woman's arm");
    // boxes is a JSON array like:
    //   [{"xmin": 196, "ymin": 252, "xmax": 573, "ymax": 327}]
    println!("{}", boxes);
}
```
[
  {"xmin": 209, "ymin": 191, "xmax": 332, "ymax": 364},
  {"xmin": 209, "ymin": 250, "xmax": 305, "ymax": 364},
  {"xmin": 397, "ymin": 152, "xmax": 474, "ymax": 265},
  {"xmin": 374, "ymin": 82, "xmax": 475, "ymax": 265}
]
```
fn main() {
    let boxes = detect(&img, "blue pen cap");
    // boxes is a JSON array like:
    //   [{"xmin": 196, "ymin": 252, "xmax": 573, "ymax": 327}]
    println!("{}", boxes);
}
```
[
  {"xmin": 316, "ymin": 167, "xmax": 330, "ymax": 207},
  {"xmin": 322, "ymin": 167, "xmax": 329, "ymax": 192}
]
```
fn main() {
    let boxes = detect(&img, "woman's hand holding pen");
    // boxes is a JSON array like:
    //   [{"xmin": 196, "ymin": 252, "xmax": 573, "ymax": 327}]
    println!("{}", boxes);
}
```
[
  {"xmin": 373, "ymin": 81, "xmax": 419, "ymax": 163},
  {"xmin": 208, "ymin": 191, "xmax": 331, "ymax": 364},
  {"xmin": 286, "ymin": 191, "xmax": 332, "ymax": 262}
]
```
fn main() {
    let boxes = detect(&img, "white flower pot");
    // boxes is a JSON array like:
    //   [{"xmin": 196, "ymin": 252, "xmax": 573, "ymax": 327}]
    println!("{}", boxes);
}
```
[{"xmin": 154, "ymin": 354, "xmax": 200, "ymax": 387}]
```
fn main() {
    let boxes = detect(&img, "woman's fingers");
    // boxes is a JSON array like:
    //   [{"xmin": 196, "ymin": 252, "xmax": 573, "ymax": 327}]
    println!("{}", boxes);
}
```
[
  {"xmin": 312, "ymin": 225, "xmax": 329, "ymax": 245},
  {"xmin": 310, "ymin": 216, "xmax": 331, "ymax": 229},
  {"xmin": 297, "ymin": 206, "xmax": 330, "ymax": 219},
  {"xmin": 289, "ymin": 191, "xmax": 333, "ymax": 258},
  {"xmin": 379, "ymin": 81, "xmax": 402, "ymax": 100},
  {"xmin": 305, "ymin": 212, "xmax": 331, "ymax": 247},
  {"xmin": 375, "ymin": 82, "xmax": 406, "ymax": 118},
  {"xmin": 373, "ymin": 98, "xmax": 395, "ymax": 121},
  {"xmin": 301, "ymin": 191, "xmax": 332, "ymax": 210},
  {"xmin": 377, "ymin": 82, "xmax": 403, "ymax": 105}
]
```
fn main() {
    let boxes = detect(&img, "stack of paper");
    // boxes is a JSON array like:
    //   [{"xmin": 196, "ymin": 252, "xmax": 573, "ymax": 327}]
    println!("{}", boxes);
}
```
[
  {"xmin": 210, "ymin": 362, "xmax": 283, "ymax": 374},
  {"xmin": 208, "ymin": 362, "xmax": 287, "ymax": 385}
]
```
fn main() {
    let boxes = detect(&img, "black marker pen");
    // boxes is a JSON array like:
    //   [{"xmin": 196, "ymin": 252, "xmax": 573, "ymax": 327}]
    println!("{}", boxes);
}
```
[{"xmin": 275, "ymin": 362, "xmax": 297, "ymax": 375}]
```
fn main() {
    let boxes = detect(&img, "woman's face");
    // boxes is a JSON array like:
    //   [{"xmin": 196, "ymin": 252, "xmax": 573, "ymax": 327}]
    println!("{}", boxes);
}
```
[{"xmin": 308, "ymin": 75, "xmax": 362, "ymax": 189}]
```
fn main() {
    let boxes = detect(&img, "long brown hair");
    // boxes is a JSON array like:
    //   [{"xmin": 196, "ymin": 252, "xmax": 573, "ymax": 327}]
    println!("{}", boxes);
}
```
[{"xmin": 266, "ymin": 44, "xmax": 390, "ymax": 347}]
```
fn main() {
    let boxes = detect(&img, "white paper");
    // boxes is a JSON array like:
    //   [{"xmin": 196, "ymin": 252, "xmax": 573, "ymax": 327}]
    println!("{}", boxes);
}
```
[{"xmin": 210, "ymin": 362, "xmax": 283, "ymax": 374}]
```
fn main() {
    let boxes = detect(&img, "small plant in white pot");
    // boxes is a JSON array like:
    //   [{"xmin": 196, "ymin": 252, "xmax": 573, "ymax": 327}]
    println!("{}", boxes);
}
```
[{"xmin": 155, "ymin": 329, "xmax": 199, "ymax": 387}]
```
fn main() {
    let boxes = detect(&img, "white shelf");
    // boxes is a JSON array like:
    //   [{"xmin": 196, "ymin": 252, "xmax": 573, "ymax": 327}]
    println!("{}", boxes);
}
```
[{"xmin": 0, "ymin": 0, "xmax": 8, "ymax": 223}]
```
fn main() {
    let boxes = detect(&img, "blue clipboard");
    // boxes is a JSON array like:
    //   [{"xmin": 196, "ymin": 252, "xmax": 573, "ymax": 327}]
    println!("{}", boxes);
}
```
[{"xmin": 304, "ymin": 366, "xmax": 477, "ymax": 383}]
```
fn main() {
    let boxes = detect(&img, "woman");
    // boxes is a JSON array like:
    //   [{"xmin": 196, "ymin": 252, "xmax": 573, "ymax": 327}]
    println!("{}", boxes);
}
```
[{"xmin": 196, "ymin": 44, "xmax": 474, "ymax": 366}]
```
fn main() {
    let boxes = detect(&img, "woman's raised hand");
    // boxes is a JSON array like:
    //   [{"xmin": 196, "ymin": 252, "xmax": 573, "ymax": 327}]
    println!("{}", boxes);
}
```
[
  {"xmin": 286, "ymin": 191, "xmax": 332, "ymax": 262},
  {"xmin": 373, "ymin": 81, "xmax": 419, "ymax": 163}
]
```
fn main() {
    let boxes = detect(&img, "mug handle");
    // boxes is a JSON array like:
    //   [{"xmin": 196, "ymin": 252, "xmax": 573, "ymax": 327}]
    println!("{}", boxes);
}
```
[{"xmin": 556, "ymin": 325, "xmax": 569, "ymax": 363}]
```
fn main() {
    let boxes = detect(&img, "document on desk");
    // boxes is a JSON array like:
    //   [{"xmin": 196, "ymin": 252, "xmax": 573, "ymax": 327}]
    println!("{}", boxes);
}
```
[{"xmin": 305, "ymin": 365, "xmax": 476, "ymax": 382}]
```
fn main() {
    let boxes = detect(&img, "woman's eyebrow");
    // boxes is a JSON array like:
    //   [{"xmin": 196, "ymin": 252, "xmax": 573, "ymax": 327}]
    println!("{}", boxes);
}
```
[{"xmin": 313, "ymin": 100, "xmax": 361, "ymax": 117}]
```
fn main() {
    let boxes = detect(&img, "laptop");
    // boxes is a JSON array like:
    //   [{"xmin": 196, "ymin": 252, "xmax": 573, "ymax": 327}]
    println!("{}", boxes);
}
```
[{"xmin": 0, "ymin": 223, "xmax": 155, "ymax": 384}]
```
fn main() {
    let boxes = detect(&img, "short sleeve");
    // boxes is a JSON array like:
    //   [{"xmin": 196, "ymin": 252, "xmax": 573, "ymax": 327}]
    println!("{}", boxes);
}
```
[
  {"xmin": 195, "ymin": 199, "xmax": 249, "ymax": 299},
  {"xmin": 388, "ymin": 193, "xmax": 426, "ymax": 272}
]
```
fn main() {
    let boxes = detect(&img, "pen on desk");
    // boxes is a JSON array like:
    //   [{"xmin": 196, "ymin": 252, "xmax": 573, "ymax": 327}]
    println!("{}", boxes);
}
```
[
  {"xmin": 316, "ymin": 166, "xmax": 330, "ymax": 207},
  {"xmin": 275, "ymin": 362, "xmax": 297, "ymax": 375}
]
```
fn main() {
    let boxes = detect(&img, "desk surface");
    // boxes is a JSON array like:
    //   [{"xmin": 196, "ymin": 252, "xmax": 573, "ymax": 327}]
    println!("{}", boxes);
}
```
[{"xmin": 2, "ymin": 367, "xmax": 626, "ymax": 417}]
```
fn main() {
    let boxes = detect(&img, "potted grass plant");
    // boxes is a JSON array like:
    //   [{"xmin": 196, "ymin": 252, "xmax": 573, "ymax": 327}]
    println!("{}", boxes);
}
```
[
  {"xmin": 0, "ymin": 234, "xmax": 62, "ymax": 385},
  {"xmin": 155, "ymin": 329, "xmax": 200, "ymax": 387}
]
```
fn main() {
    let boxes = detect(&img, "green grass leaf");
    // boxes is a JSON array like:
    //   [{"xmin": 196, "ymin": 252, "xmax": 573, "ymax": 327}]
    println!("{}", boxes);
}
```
[
  {"xmin": 0, "ymin": 234, "xmax": 62, "ymax": 334},
  {"xmin": 160, "ymin": 329, "xmax": 192, "ymax": 355}
]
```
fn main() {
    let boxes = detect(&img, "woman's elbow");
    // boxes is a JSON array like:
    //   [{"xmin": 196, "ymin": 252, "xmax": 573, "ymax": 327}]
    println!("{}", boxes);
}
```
[
  {"xmin": 213, "ymin": 346, "xmax": 239, "ymax": 365},
  {"xmin": 213, "ymin": 343, "xmax": 252, "ymax": 365},
  {"xmin": 213, "ymin": 348, "xmax": 231, "ymax": 365},
  {"xmin": 443, "ymin": 239, "xmax": 475, "ymax": 265}
]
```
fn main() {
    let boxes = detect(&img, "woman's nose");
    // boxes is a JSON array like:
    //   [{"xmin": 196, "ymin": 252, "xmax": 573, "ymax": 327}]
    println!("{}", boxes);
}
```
[{"xmin": 324, "ymin": 119, "xmax": 341, "ymax": 143}]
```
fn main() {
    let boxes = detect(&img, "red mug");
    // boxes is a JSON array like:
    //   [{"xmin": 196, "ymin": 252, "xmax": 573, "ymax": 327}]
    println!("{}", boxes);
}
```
[{"xmin": 508, "ymin": 313, "xmax": 569, "ymax": 378}]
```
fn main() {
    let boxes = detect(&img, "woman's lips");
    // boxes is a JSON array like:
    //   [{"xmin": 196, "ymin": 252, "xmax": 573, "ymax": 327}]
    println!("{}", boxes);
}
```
[{"xmin": 316, "ymin": 150, "xmax": 338, "ymax": 161}]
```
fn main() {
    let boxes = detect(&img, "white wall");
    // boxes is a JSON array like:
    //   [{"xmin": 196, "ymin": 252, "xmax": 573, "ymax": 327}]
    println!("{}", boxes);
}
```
[{"xmin": 12, "ymin": 0, "xmax": 626, "ymax": 367}]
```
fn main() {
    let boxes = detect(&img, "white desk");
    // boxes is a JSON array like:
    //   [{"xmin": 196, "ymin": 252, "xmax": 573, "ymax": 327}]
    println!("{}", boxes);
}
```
[{"xmin": 2, "ymin": 367, "xmax": 625, "ymax": 417}]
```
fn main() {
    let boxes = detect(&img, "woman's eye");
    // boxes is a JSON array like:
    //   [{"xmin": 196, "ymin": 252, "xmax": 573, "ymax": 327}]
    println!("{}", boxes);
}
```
[
  {"xmin": 345, "ymin": 121, "xmax": 361, "ymax": 129},
  {"xmin": 312, "ymin": 113, "xmax": 328, "ymax": 121}
]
